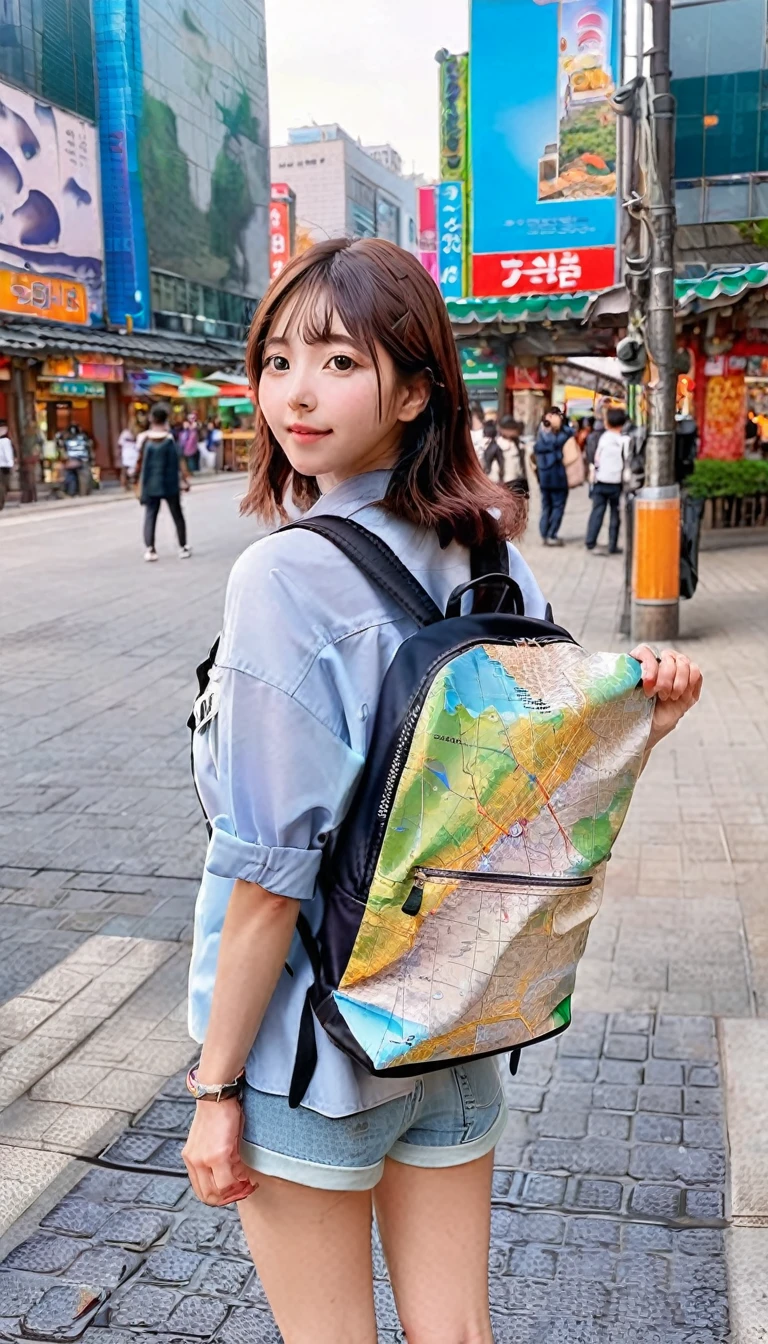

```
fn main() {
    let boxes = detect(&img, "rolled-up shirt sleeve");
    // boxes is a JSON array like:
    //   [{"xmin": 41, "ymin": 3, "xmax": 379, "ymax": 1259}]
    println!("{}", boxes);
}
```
[{"xmin": 196, "ymin": 664, "xmax": 364, "ymax": 900}]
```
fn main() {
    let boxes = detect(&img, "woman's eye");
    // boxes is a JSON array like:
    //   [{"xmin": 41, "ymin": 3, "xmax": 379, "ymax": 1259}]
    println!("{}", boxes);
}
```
[
  {"xmin": 265, "ymin": 354, "xmax": 289, "ymax": 371},
  {"xmin": 329, "ymin": 355, "xmax": 355, "ymax": 371}
]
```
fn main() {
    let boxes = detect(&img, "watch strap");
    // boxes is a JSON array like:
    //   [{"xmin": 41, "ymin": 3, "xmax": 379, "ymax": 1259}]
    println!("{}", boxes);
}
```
[{"xmin": 186, "ymin": 1065, "xmax": 245, "ymax": 1103}]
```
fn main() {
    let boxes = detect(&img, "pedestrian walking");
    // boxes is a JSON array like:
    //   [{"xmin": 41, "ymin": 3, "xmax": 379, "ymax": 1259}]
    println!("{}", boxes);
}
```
[
  {"xmin": 498, "ymin": 415, "xmax": 528, "ymax": 493},
  {"xmin": 585, "ymin": 406, "xmax": 628, "ymax": 554},
  {"xmin": 137, "ymin": 403, "xmax": 191, "ymax": 561},
  {"xmin": 180, "ymin": 236, "xmax": 703, "ymax": 1344},
  {"xmin": 0, "ymin": 419, "xmax": 14, "ymax": 509},
  {"xmin": 118, "ymin": 422, "xmax": 139, "ymax": 490},
  {"xmin": 533, "ymin": 407, "xmax": 569, "ymax": 545},
  {"xmin": 181, "ymin": 415, "xmax": 201, "ymax": 473},
  {"xmin": 58, "ymin": 423, "xmax": 92, "ymax": 496},
  {"xmin": 470, "ymin": 402, "xmax": 486, "ymax": 459},
  {"xmin": 481, "ymin": 417, "xmax": 506, "ymax": 481}
]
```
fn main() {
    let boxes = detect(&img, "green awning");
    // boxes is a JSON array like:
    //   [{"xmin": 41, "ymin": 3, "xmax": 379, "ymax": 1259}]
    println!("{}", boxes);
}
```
[
  {"xmin": 675, "ymin": 263, "xmax": 768, "ymax": 308},
  {"xmin": 446, "ymin": 293, "xmax": 595, "ymax": 323}
]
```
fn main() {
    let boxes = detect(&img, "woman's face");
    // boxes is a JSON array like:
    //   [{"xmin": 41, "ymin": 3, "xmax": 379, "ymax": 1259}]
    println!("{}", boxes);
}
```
[{"xmin": 258, "ymin": 301, "xmax": 430, "ymax": 490}]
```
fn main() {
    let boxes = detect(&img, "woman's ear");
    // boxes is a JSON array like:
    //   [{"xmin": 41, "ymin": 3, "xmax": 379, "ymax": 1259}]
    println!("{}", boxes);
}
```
[{"xmin": 397, "ymin": 372, "xmax": 432, "ymax": 424}]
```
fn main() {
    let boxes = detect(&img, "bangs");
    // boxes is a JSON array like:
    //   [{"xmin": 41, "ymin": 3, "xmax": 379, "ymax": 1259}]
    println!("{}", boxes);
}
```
[{"xmin": 262, "ymin": 263, "xmax": 382, "ymax": 384}]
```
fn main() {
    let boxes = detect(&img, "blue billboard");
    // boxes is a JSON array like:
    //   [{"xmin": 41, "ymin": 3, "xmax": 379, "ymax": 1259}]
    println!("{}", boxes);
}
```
[
  {"xmin": 438, "ymin": 181, "xmax": 467, "ymax": 297},
  {"xmin": 470, "ymin": 0, "xmax": 619, "ymax": 297}
]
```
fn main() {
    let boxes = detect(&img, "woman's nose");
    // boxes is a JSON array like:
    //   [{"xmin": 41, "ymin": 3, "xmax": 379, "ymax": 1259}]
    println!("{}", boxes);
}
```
[{"xmin": 286, "ymin": 380, "xmax": 317, "ymax": 412}]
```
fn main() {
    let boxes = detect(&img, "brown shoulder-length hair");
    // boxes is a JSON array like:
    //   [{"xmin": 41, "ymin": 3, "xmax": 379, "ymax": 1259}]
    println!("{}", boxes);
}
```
[{"xmin": 241, "ymin": 236, "xmax": 526, "ymax": 547}]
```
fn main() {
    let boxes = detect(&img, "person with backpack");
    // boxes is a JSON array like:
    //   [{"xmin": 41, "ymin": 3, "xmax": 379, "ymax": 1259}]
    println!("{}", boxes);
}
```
[
  {"xmin": 137, "ymin": 402, "xmax": 191, "ymax": 561},
  {"xmin": 180, "ymin": 237, "xmax": 702, "ymax": 1344},
  {"xmin": 533, "ymin": 407, "xmax": 570, "ymax": 545},
  {"xmin": 585, "ymin": 406, "xmax": 628, "ymax": 554}
]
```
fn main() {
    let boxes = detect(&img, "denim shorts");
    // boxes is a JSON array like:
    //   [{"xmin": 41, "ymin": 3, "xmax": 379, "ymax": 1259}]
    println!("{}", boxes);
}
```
[{"xmin": 240, "ymin": 1057, "xmax": 507, "ymax": 1191}]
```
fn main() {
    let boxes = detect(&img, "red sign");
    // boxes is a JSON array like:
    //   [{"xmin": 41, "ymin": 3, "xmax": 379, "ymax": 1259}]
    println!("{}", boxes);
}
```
[
  {"xmin": 472, "ymin": 246, "xmax": 615, "ymax": 298},
  {"xmin": 269, "ymin": 200, "xmax": 290, "ymax": 280},
  {"xmin": 506, "ymin": 365, "xmax": 550, "ymax": 391},
  {"xmin": 417, "ymin": 186, "xmax": 436, "ymax": 251}
]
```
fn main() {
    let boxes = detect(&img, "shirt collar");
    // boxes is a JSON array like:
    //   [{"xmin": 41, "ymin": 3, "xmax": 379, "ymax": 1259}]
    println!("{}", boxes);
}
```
[{"xmin": 305, "ymin": 469, "xmax": 393, "ymax": 520}]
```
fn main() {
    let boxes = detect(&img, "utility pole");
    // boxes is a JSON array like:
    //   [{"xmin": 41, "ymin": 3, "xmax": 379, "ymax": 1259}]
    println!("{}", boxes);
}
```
[{"xmin": 631, "ymin": 0, "xmax": 680, "ymax": 643}]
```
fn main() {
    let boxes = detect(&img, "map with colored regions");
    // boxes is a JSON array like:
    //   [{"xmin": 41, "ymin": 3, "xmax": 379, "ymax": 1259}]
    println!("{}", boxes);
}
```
[{"xmin": 334, "ymin": 642, "xmax": 652, "ymax": 1071}]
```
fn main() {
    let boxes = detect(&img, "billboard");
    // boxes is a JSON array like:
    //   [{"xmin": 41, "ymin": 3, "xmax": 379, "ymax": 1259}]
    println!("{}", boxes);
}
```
[
  {"xmin": 0, "ymin": 271, "xmax": 89, "ymax": 324},
  {"xmin": 417, "ymin": 186, "xmax": 438, "ymax": 283},
  {"xmin": 440, "ymin": 53, "xmax": 469, "ymax": 182},
  {"xmin": 470, "ymin": 0, "xmax": 619, "ymax": 297},
  {"xmin": 438, "ymin": 181, "xmax": 466, "ymax": 298},
  {"xmin": 269, "ymin": 199, "xmax": 290, "ymax": 280},
  {"xmin": 0, "ymin": 79, "xmax": 103, "ymax": 322}
]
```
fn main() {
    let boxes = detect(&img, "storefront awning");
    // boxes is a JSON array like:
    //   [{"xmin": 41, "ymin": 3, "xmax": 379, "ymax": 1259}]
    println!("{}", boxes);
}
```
[
  {"xmin": 446, "ymin": 293, "xmax": 595, "ymax": 324},
  {"xmin": 178, "ymin": 379, "xmax": 219, "ymax": 398},
  {"xmin": 675, "ymin": 263, "xmax": 768, "ymax": 311},
  {"xmin": 0, "ymin": 317, "xmax": 244, "ymax": 370}
]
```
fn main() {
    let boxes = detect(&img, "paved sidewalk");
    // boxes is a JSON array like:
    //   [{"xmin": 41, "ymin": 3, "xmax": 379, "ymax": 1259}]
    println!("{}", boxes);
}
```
[{"xmin": 1, "ymin": 480, "xmax": 767, "ymax": 1340}]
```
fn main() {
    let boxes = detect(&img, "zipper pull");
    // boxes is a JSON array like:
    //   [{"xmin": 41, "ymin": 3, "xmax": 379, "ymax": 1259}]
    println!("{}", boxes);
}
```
[{"xmin": 401, "ymin": 878, "xmax": 424, "ymax": 917}]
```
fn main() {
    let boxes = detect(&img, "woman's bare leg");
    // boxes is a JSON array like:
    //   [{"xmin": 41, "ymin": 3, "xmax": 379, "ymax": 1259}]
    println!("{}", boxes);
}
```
[
  {"xmin": 374, "ymin": 1151, "xmax": 495, "ymax": 1344},
  {"xmin": 237, "ymin": 1171, "xmax": 377, "ymax": 1344}
]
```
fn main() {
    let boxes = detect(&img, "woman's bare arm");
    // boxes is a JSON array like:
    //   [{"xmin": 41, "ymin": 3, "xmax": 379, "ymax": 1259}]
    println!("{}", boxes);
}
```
[{"xmin": 183, "ymin": 879, "xmax": 300, "ymax": 1205}]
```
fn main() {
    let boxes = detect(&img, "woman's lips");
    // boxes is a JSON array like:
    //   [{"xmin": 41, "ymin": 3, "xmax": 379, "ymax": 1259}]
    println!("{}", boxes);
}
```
[{"xmin": 288, "ymin": 424, "xmax": 332, "ymax": 444}]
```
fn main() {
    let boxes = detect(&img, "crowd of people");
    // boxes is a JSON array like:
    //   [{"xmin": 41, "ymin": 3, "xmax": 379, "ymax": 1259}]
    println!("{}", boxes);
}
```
[{"xmin": 471, "ymin": 399, "xmax": 634, "ymax": 554}]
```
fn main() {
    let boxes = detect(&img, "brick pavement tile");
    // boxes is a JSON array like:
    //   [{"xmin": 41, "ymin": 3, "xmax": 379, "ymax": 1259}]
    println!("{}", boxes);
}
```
[
  {"xmin": 120, "ymin": 1037, "xmax": 196, "ymax": 1076},
  {"xmin": 0, "ymin": 995, "xmax": 58, "ymax": 1039},
  {"xmin": 41, "ymin": 1105, "xmax": 125, "ymax": 1156},
  {"xmin": 0, "ymin": 1098, "xmax": 68, "ymax": 1143},
  {"xmin": 23, "ymin": 966, "xmax": 93, "ymax": 1004},
  {"xmin": 1, "ymin": 1035, "xmax": 74, "ymax": 1087},
  {"xmin": 31, "ymin": 1062, "xmax": 111, "ymax": 1102},
  {"xmin": 84, "ymin": 1069, "xmax": 168, "ymax": 1111}
]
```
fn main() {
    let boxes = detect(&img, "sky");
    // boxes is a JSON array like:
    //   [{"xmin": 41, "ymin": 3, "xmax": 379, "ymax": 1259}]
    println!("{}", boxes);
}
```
[{"xmin": 263, "ymin": 0, "xmax": 470, "ymax": 180}]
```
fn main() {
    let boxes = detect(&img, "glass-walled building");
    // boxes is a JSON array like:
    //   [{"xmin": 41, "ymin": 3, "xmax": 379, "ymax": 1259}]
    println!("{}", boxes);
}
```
[
  {"xmin": 672, "ymin": 0, "xmax": 768, "ymax": 226},
  {"xmin": 0, "ymin": 0, "xmax": 95, "ymax": 118}
]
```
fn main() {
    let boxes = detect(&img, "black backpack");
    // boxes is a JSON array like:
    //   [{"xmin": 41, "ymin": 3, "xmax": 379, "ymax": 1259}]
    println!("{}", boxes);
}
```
[{"xmin": 191, "ymin": 516, "xmax": 652, "ymax": 1108}]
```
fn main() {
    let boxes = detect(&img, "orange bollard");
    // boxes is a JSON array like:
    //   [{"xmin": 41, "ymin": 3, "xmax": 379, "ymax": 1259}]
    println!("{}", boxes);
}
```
[{"xmin": 631, "ymin": 486, "xmax": 681, "ymax": 640}]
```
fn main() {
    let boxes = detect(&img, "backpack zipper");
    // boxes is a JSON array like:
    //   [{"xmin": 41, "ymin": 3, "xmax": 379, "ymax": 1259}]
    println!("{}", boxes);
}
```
[
  {"xmin": 401, "ymin": 867, "xmax": 592, "ymax": 915},
  {"xmin": 415, "ymin": 867, "xmax": 593, "ymax": 889}
]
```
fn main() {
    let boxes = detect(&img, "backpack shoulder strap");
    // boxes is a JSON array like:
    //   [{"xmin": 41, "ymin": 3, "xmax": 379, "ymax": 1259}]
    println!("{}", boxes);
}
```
[{"xmin": 282, "ymin": 515, "xmax": 444, "ymax": 628}]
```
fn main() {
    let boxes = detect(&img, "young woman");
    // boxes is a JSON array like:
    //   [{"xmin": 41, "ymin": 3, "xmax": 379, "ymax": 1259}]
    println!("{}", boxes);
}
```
[{"xmin": 182, "ymin": 238, "xmax": 702, "ymax": 1344}]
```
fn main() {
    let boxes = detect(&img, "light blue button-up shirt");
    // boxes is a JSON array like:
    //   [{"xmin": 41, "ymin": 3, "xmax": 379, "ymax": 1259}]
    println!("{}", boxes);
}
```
[{"xmin": 188, "ymin": 470, "xmax": 549, "ymax": 1116}]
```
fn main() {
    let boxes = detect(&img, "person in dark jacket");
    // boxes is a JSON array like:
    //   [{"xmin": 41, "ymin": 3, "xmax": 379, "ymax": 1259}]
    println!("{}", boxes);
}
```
[
  {"xmin": 137, "ymin": 403, "xmax": 191, "ymax": 561},
  {"xmin": 533, "ymin": 408, "xmax": 570, "ymax": 545}
]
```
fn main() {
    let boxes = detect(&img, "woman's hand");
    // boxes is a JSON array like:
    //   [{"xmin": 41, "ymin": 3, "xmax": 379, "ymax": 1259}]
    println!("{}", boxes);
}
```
[
  {"xmin": 182, "ymin": 1098, "xmax": 257, "ymax": 1206},
  {"xmin": 630, "ymin": 644, "xmax": 703, "ymax": 751}
]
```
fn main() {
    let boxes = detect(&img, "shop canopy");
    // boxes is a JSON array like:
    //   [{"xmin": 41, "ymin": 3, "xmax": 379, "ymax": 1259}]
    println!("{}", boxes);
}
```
[
  {"xmin": 0, "ymin": 317, "xmax": 244, "ymax": 368},
  {"xmin": 178, "ymin": 379, "xmax": 219, "ymax": 398},
  {"xmin": 210, "ymin": 382, "xmax": 253, "ymax": 398},
  {"xmin": 219, "ymin": 398, "xmax": 253, "ymax": 412},
  {"xmin": 446, "ymin": 293, "xmax": 595, "ymax": 324},
  {"xmin": 675, "ymin": 263, "xmax": 768, "ymax": 311},
  {"xmin": 204, "ymin": 371, "xmax": 250, "ymax": 387}
]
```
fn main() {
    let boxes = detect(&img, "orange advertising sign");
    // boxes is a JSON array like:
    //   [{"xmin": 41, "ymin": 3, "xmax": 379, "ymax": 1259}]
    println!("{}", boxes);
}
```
[{"xmin": 0, "ymin": 270, "xmax": 89, "ymax": 325}]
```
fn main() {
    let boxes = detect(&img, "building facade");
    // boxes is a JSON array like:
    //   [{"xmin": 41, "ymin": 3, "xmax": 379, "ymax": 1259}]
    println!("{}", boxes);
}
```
[
  {"xmin": 0, "ymin": 0, "xmax": 270, "ymax": 495},
  {"xmin": 270, "ymin": 125, "xmax": 417, "ymax": 255},
  {"xmin": 95, "ymin": 0, "xmax": 270, "ymax": 338},
  {"xmin": 672, "ymin": 0, "xmax": 768, "ymax": 228}
]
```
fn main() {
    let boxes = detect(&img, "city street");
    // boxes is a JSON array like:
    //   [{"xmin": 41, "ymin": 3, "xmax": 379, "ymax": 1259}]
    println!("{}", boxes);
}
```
[{"xmin": 1, "ymin": 479, "xmax": 767, "ymax": 1341}]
